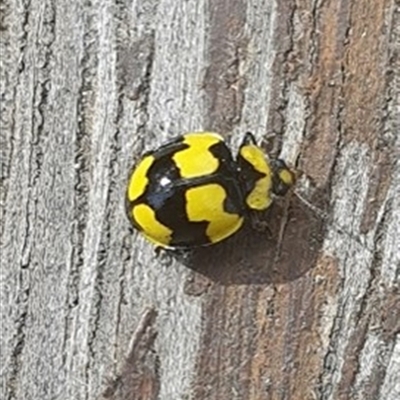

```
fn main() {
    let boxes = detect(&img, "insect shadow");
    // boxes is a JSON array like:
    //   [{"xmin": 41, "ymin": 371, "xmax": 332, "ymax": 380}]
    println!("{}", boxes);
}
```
[{"xmin": 171, "ymin": 195, "xmax": 324, "ymax": 286}]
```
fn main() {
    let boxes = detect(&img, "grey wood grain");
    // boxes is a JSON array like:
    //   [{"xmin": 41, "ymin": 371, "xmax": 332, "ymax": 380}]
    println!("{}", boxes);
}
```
[{"xmin": 1, "ymin": 0, "xmax": 399, "ymax": 400}]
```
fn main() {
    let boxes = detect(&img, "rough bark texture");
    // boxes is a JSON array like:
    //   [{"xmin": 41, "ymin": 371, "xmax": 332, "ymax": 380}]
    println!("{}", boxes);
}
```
[{"xmin": 1, "ymin": 0, "xmax": 399, "ymax": 400}]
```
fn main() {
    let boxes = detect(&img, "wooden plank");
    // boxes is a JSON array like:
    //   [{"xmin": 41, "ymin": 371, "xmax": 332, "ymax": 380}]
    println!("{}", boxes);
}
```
[{"xmin": 1, "ymin": 0, "xmax": 399, "ymax": 399}]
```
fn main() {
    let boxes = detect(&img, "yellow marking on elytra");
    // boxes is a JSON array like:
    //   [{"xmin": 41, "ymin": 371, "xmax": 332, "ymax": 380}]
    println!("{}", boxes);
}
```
[
  {"xmin": 185, "ymin": 184, "xmax": 243, "ymax": 244},
  {"xmin": 132, "ymin": 204, "xmax": 172, "ymax": 246},
  {"xmin": 172, "ymin": 132, "xmax": 223, "ymax": 178},
  {"xmin": 128, "ymin": 156, "xmax": 154, "ymax": 202},
  {"xmin": 240, "ymin": 145, "xmax": 273, "ymax": 210}
]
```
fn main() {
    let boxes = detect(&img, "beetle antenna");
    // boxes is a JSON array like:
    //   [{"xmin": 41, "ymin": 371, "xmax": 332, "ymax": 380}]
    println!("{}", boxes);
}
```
[
  {"xmin": 293, "ymin": 189, "xmax": 328, "ymax": 221},
  {"xmin": 292, "ymin": 189, "xmax": 373, "ymax": 253}
]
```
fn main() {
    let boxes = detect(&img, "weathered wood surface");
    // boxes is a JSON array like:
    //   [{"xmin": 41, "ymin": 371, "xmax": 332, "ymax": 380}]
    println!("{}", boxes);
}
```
[{"xmin": 1, "ymin": 0, "xmax": 399, "ymax": 399}]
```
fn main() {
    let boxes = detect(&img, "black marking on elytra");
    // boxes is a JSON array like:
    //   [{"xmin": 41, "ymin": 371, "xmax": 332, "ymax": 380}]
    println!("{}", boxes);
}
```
[
  {"xmin": 208, "ymin": 174, "xmax": 244, "ymax": 216},
  {"xmin": 237, "ymin": 150, "xmax": 267, "ymax": 201},
  {"xmin": 208, "ymin": 140, "xmax": 235, "ymax": 169},
  {"xmin": 132, "ymin": 141, "xmax": 188, "ymax": 208},
  {"xmin": 209, "ymin": 141, "xmax": 245, "ymax": 214},
  {"xmin": 154, "ymin": 184, "xmax": 210, "ymax": 247}
]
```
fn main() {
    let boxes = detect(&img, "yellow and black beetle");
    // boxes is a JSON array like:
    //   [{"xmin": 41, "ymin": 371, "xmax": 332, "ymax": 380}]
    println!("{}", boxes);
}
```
[{"xmin": 126, "ymin": 132, "xmax": 295, "ymax": 249}]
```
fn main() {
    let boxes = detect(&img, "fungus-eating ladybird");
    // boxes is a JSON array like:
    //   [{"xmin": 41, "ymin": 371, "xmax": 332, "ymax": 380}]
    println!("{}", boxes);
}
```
[{"xmin": 126, "ymin": 132, "xmax": 295, "ymax": 249}]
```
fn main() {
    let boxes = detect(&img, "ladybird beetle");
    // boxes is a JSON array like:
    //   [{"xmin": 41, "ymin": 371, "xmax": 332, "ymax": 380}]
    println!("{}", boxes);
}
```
[{"xmin": 126, "ymin": 132, "xmax": 295, "ymax": 249}]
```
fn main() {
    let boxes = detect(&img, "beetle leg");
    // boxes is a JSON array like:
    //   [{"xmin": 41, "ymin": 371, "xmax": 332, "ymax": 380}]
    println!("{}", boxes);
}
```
[
  {"xmin": 240, "ymin": 131, "xmax": 258, "ymax": 147},
  {"xmin": 249, "ymin": 211, "xmax": 272, "ymax": 238}
]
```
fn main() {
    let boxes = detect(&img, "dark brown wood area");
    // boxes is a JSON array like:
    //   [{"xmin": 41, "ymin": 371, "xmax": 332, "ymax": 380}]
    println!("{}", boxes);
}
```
[{"xmin": 1, "ymin": 0, "xmax": 399, "ymax": 399}]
